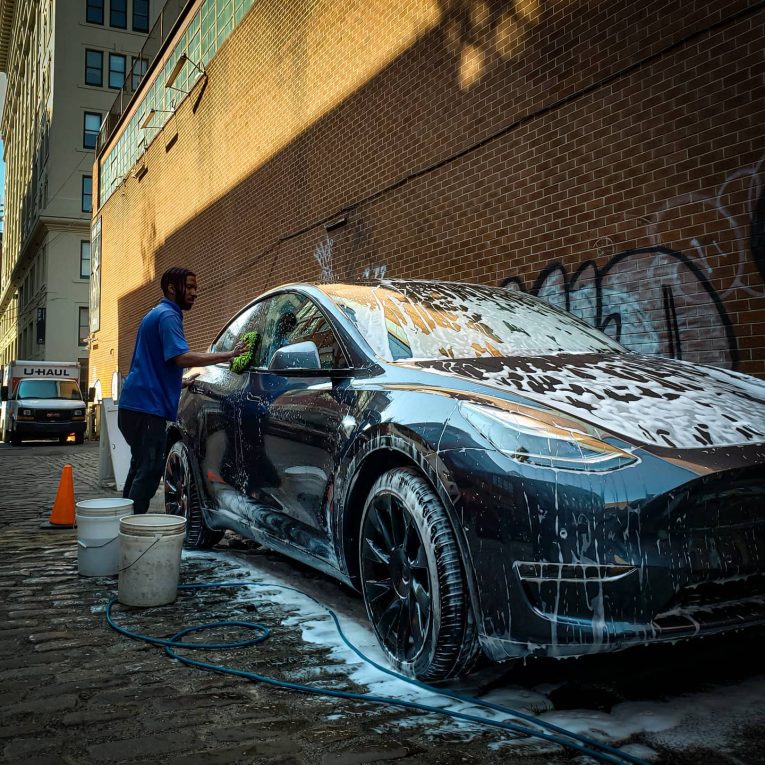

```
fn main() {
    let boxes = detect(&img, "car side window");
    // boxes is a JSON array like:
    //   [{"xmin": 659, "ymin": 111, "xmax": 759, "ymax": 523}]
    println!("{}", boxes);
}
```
[
  {"xmin": 259, "ymin": 293, "xmax": 348, "ymax": 369},
  {"xmin": 212, "ymin": 302, "xmax": 265, "ymax": 361},
  {"xmin": 290, "ymin": 299, "xmax": 349, "ymax": 369}
]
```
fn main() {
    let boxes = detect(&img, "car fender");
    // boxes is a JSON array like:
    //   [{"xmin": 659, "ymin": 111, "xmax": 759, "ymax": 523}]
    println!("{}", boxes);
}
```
[{"xmin": 333, "ymin": 420, "xmax": 483, "ymax": 630}]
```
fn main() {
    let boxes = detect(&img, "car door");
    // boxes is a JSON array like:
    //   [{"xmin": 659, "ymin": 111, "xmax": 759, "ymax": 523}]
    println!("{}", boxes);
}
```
[
  {"xmin": 186, "ymin": 301, "xmax": 266, "ymax": 514},
  {"xmin": 234, "ymin": 291, "xmax": 353, "ymax": 567}
]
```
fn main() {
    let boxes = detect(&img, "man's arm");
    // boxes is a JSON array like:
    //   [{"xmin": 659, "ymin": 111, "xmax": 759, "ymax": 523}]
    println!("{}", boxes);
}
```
[{"xmin": 173, "ymin": 340, "xmax": 249, "ymax": 369}]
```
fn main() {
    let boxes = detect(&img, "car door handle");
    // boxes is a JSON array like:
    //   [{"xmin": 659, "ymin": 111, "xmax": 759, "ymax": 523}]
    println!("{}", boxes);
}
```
[{"xmin": 188, "ymin": 383, "xmax": 206, "ymax": 395}]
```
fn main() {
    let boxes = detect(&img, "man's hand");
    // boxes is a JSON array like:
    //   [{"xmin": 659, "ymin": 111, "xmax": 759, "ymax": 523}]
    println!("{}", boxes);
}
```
[
  {"xmin": 229, "ymin": 339, "xmax": 250, "ymax": 359},
  {"xmin": 182, "ymin": 372, "xmax": 200, "ymax": 388},
  {"xmin": 174, "ymin": 338, "xmax": 251, "ymax": 369}
]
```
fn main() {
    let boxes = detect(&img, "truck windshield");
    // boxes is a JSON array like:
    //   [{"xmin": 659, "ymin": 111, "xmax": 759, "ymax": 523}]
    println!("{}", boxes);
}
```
[{"xmin": 16, "ymin": 380, "xmax": 82, "ymax": 400}]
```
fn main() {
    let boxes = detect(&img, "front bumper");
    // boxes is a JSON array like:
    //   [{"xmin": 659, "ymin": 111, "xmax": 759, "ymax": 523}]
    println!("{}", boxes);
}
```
[
  {"xmin": 16, "ymin": 421, "xmax": 86, "ymax": 437},
  {"xmin": 445, "ymin": 444, "xmax": 765, "ymax": 662},
  {"xmin": 480, "ymin": 563, "xmax": 765, "ymax": 662}
]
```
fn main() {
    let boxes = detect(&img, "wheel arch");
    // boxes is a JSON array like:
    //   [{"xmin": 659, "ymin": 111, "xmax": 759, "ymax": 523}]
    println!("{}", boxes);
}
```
[
  {"xmin": 163, "ymin": 424, "xmax": 207, "ymax": 509},
  {"xmin": 165, "ymin": 422, "xmax": 184, "ymax": 456},
  {"xmin": 336, "ymin": 433, "xmax": 481, "ymax": 629}
]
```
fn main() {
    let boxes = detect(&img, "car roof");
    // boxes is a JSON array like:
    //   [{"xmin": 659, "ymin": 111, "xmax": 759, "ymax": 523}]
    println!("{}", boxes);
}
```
[{"xmin": 263, "ymin": 278, "xmax": 516, "ymax": 298}]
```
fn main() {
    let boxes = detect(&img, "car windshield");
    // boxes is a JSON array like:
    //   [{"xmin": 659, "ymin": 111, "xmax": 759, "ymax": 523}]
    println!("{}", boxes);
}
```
[
  {"xmin": 319, "ymin": 281, "xmax": 624, "ymax": 361},
  {"xmin": 16, "ymin": 380, "xmax": 82, "ymax": 400}
]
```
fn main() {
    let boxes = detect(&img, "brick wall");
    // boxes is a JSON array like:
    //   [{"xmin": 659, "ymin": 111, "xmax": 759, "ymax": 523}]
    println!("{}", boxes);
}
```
[{"xmin": 92, "ymin": 0, "xmax": 765, "ymax": 393}]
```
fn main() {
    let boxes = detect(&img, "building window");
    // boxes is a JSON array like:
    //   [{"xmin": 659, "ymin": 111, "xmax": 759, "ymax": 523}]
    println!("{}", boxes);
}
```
[
  {"xmin": 80, "ymin": 241, "xmax": 91, "ymax": 279},
  {"xmin": 86, "ymin": 0, "xmax": 104, "ymax": 24},
  {"xmin": 79, "ymin": 307, "xmax": 90, "ymax": 347},
  {"xmin": 108, "ymin": 53, "xmax": 126, "ymax": 89},
  {"xmin": 83, "ymin": 112, "xmax": 102, "ymax": 149},
  {"xmin": 133, "ymin": 0, "xmax": 149, "ymax": 32},
  {"xmin": 85, "ymin": 49, "xmax": 103, "ymax": 87},
  {"xmin": 131, "ymin": 56, "xmax": 148, "ymax": 90},
  {"xmin": 110, "ymin": 0, "xmax": 127, "ymax": 28},
  {"xmin": 82, "ymin": 176, "xmax": 93, "ymax": 213}
]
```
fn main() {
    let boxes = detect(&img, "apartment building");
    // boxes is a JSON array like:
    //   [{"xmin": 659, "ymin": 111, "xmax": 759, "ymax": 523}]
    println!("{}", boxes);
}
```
[
  {"xmin": 90, "ymin": 0, "xmax": 764, "ymax": 395},
  {"xmin": 0, "ymin": 0, "xmax": 158, "ymax": 389}
]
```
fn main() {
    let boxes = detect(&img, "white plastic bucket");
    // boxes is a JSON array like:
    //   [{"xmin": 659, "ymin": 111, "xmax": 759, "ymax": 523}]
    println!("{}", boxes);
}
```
[
  {"xmin": 76, "ymin": 498, "xmax": 135, "ymax": 577},
  {"xmin": 118, "ymin": 514, "xmax": 187, "ymax": 607}
]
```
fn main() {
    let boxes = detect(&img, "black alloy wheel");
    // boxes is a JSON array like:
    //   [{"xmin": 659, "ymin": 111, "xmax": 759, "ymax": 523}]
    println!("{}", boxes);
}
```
[
  {"xmin": 164, "ymin": 440, "xmax": 224, "ymax": 548},
  {"xmin": 359, "ymin": 467, "xmax": 479, "ymax": 681}
]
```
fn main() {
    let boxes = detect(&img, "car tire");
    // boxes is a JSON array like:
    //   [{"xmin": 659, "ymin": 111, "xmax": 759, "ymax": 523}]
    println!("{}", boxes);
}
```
[
  {"xmin": 10, "ymin": 430, "xmax": 21, "ymax": 446},
  {"xmin": 73, "ymin": 433, "xmax": 84, "ymax": 445},
  {"xmin": 359, "ymin": 467, "xmax": 480, "ymax": 681},
  {"xmin": 164, "ymin": 440, "xmax": 224, "ymax": 549}
]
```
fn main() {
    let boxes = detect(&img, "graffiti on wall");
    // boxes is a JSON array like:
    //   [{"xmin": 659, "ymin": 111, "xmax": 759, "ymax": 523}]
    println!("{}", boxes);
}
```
[
  {"xmin": 502, "ymin": 157, "xmax": 765, "ymax": 370},
  {"xmin": 314, "ymin": 236, "xmax": 334, "ymax": 282},
  {"xmin": 503, "ymin": 247, "xmax": 737, "ymax": 367},
  {"xmin": 751, "ymin": 187, "xmax": 765, "ymax": 285},
  {"xmin": 362, "ymin": 263, "xmax": 388, "ymax": 279},
  {"xmin": 644, "ymin": 156, "xmax": 765, "ymax": 301}
]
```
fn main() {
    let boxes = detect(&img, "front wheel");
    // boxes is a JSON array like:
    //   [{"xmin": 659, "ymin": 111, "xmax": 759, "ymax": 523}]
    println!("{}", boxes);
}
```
[
  {"xmin": 164, "ymin": 440, "xmax": 224, "ymax": 548},
  {"xmin": 359, "ymin": 467, "xmax": 479, "ymax": 681}
]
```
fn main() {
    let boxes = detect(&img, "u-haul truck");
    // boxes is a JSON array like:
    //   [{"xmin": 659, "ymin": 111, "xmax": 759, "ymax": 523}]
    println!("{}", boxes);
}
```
[{"xmin": 1, "ymin": 360, "xmax": 88, "ymax": 445}]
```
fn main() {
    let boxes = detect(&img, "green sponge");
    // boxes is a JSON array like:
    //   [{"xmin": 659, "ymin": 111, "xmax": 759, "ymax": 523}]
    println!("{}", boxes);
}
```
[{"xmin": 230, "ymin": 331, "xmax": 260, "ymax": 374}]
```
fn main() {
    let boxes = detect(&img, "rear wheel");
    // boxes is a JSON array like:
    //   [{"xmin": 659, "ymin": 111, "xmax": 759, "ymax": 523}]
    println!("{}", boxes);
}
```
[
  {"xmin": 164, "ymin": 440, "xmax": 224, "ymax": 548},
  {"xmin": 359, "ymin": 467, "xmax": 479, "ymax": 681}
]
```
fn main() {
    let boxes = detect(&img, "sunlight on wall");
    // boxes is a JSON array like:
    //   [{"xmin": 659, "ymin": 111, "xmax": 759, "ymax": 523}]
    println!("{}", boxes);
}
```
[{"xmin": 450, "ymin": 0, "xmax": 546, "ymax": 87}]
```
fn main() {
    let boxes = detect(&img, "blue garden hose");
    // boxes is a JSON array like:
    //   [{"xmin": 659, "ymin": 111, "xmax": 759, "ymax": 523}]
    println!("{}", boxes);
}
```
[{"xmin": 106, "ymin": 581, "xmax": 651, "ymax": 765}]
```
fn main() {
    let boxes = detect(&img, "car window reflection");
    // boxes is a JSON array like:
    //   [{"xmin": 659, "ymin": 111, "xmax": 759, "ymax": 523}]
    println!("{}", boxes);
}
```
[
  {"xmin": 260, "ymin": 294, "xmax": 348, "ymax": 370},
  {"xmin": 213, "ymin": 303, "xmax": 265, "ymax": 357}
]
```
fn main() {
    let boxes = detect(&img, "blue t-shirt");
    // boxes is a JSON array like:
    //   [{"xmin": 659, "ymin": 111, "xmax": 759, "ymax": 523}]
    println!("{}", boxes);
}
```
[{"xmin": 119, "ymin": 298, "xmax": 190, "ymax": 421}]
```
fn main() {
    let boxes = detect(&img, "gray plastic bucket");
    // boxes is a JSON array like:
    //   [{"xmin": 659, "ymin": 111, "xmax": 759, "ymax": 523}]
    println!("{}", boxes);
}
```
[
  {"xmin": 76, "ymin": 498, "xmax": 134, "ymax": 577},
  {"xmin": 118, "ymin": 514, "xmax": 187, "ymax": 606}
]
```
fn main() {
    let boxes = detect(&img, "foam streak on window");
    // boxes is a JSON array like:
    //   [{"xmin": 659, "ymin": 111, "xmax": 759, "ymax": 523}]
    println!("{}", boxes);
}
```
[{"xmin": 321, "ymin": 282, "xmax": 625, "ymax": 362}]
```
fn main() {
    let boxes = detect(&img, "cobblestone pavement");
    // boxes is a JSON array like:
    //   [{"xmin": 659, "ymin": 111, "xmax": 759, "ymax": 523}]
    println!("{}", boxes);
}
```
[
  {"xmin": 2, "ymin": 442, "xmax": 764, "ymax": 765},
  {"xmin": 0, "ymin": 442, "xmax": 568, "ymax": 765}
]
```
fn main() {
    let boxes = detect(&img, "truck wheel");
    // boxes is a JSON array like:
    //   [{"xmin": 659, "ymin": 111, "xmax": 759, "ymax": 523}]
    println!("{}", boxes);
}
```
[
  {"xmin": 73, "ymin": 433, "xmax": 84, "ymax": 445},
  {"xmin": 10, "ymin": 432, "xmax": 21, "ymax": 446}
]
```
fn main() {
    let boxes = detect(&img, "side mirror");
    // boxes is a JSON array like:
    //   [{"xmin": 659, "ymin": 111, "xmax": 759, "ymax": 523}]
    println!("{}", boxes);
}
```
[
  {"xmin": 269, "ymin": 341, "xmax": 321, "ymax": 372},
  {"xmin": 0, "ymin": 386, "xmax": 7, "ymax": 402},
  {"xmin": 88, "ymin": 386, "xmax": 96, "ymax": 402}
]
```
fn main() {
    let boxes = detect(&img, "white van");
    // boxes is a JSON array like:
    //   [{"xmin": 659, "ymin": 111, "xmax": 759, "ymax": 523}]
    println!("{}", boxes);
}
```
[{"xmin": 1, "ymin": 361, "xmax": 89, "ymax": 445}]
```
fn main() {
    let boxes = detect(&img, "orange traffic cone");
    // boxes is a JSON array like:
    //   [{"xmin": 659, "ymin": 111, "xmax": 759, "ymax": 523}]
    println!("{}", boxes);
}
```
[{"xmin": 41, "ymin": 464, "xmax": 76, "ymax": 529}]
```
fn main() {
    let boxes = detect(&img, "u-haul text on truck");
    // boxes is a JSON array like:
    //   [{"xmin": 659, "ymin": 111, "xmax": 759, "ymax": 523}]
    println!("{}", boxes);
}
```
[{"xmin": 1, "ymin": 360, "xmax": 88, "ymax": 445}]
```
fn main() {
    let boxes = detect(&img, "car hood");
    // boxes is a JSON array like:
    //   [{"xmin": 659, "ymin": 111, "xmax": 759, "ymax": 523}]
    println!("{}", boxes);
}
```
[{"xmin": 404, "ymin": 353, "xmax": 765, "ymax": 449}]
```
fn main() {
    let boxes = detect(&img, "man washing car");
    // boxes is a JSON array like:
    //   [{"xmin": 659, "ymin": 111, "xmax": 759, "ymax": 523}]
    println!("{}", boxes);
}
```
[{"xmin": 118, "ymin": 267, "xmax": 248, "ymax": 514}]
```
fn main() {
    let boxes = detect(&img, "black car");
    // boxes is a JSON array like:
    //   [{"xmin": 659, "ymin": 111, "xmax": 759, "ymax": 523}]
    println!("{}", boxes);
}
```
[{"xmin": 165, "ymin": 280, "xmax": 765, "ymax": 681}]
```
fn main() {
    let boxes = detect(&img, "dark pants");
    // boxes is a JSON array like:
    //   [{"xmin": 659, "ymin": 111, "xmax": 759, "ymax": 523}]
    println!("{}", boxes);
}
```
[{"xmin": 118, "ymin": 408, "xmax": 167, "ymax": 514}]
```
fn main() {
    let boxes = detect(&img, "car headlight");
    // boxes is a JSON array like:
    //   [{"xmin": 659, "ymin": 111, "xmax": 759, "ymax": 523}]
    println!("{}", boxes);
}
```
[
  {"xmin": 73, "ymin": 409, "xmax": 84, "ymax": 417},
  {"xmin": 21, "ymin": 409, "xmax": 32, "ymax": 416},
  {"xmin": 458, "ymin": 401, "xmax": 639, "ymax": 472}
]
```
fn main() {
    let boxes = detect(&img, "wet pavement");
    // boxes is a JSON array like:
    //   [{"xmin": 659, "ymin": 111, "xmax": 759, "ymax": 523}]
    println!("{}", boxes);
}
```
[{"xmin": 1, "ymin": 441, "xmax": 765, "ymax": 765}]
